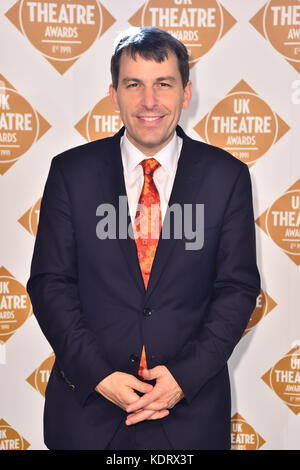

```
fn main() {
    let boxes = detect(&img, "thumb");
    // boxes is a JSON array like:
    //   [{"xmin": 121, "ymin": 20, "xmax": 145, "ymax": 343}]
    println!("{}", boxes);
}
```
[
  {"xmin": 131, "ymin": 376, "xmax": 153, "ymax": 394},
  {"xmin": 142, "ymin": 366, "xmax": 162, "ymax": 381}
]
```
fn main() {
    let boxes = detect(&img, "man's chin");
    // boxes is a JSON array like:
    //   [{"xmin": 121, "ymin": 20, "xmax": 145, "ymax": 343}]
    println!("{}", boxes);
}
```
[{"xmin": 129, "ymin": 132, "xmax": 174, "ymax": 154}]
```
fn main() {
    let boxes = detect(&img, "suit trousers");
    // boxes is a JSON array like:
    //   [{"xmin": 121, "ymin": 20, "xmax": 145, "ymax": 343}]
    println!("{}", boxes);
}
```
[{"xmin": 105, "ymin": 419, "xmax": 174, "ymax": 450}]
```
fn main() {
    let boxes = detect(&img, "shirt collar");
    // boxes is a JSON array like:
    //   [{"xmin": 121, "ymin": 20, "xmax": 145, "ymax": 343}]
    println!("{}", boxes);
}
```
[{"xmin": 121, "ymin": 130, "xmax": 180, "ymax": 176}]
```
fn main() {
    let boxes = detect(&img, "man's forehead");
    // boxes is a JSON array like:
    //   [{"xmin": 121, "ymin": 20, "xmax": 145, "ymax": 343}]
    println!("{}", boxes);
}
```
[{"xmin": 118, "ymin": 50, "xmax": 180, "ymax": 74}]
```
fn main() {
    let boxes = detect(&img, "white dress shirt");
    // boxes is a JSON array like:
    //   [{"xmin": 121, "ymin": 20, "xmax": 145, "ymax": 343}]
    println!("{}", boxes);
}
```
[{"xmin": 120, "ymin": 130, "xmax": 183, "ymax": 226}]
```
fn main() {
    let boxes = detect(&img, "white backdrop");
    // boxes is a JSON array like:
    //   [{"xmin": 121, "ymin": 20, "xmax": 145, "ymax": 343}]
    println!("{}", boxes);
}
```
[{"xmin": 0, "ymin": 0, "xmax": 299, "ymax": 450}]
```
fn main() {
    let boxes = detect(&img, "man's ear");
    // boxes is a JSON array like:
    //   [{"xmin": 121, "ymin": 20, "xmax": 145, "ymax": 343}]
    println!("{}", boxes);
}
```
[
  {"xmin": 109, "ymin": 84, "xmax": 119, "ymax": 111},
  {"xmin": 182, "ymin": 80, "xmax": 192, "ymax": 110}
]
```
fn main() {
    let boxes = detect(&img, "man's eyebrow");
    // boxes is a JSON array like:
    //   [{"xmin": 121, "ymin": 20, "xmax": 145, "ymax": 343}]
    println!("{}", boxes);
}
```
[
  {"xmin": 156, "ymin": 76, "xmax": 177, "ymax": 83},
  {"xmin": 120, "ymin": 76, "xmax": 177, "ymax": 84},
  {"xmin": 121, "ymin": 77, "xmax": 142, "ymax": 84}
]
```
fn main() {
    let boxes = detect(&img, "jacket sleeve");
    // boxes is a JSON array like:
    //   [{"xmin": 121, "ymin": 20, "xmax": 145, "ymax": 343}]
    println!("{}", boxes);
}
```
[
  {"xmin": 166, "ymin": 164, "xmax": 260, "ymax": 404},
  {"xmin": 27, "ymin": 156, "xmax": 115, "ymax": 407}
]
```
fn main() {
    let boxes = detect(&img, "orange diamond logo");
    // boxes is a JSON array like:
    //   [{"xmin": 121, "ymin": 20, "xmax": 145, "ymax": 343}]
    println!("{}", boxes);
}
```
[
  {"xmin": 18, "ymin": 198, "xmax": 41, "ymax": 237},
  {"xmin": 231, "ymin": 413, "xmax": 266, "ymax": 450},
  {"xmin": 5, "ymin": 0, "xmax": 116, "ymax": 74},
  {"xmin": 194, "ymin": 79, "xmax": 290, "ymax": 167},
  {"xmin": 0, "ymin": 267, "xmax": 32, "ymax": 343},
  {"xmin": 0, "ymin": 419, "xmax": 30, "ymax": 450},
  {"xmin": 262, "ymin": 346, "xmax": 300, "ymax": 415},
  {"xmin": 0, "ymin": 75, "xmax": 50, "ymax": 175},
  {"xmin": 128, "ymin": 0, "xmax": 237, "ymax": 68},
  {"xmin": 243, "ymin": 288, "xmax": 277, "ymax": 337},
  {"xmin": 75, "ymin": 95, "xmax": 122, "ymax": 142},
  {"xmin": 26, "ymin": 353, "xmax": 55, "ymax": 398},
  {"xmin": 250, "ymin": 0, "xmax": 300, "ymax": 74},
  {"xmin": 256, "ymin": 180, "xmax": 300, "ymax": 265}
]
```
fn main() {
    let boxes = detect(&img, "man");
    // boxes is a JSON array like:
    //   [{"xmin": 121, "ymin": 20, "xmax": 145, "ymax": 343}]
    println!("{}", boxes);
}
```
[{"xmin": 27, "ymin": 27, "xmax": 260, "ymax": 450}]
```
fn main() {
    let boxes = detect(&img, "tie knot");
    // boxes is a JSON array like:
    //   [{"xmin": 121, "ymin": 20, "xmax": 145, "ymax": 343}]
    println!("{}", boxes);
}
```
[{"xmin": 140, "ymin": 158, "xmax": 160, "ymax": 177}]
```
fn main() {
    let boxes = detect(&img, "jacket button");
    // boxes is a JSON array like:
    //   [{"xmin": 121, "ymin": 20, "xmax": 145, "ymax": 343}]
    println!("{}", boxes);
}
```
[
  {"xmin": 143, "ymin": 307, "xmax": 153, "ymax": 317},
  {"xmin": 129, "ymin": 354, "xmax": 139, "ymax": 363}
]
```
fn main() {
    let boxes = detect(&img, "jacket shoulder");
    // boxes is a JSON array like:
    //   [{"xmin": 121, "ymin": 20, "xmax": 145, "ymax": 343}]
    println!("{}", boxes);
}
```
[
  {"xmin": 183, "ymin": 133, "xmax": 249, "ymax": 189},
  {"xmin": 51, "ymin": 135, "xmax": 115, "ymax": 169},
  {"xmin": 188, "ymin": 135, "xmax": 246, "ymax": 171}
]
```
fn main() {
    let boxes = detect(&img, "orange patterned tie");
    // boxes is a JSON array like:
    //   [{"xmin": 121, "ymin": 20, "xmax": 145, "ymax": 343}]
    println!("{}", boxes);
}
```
[{"xmin": 133, "ymin": 158, "xmax": 162, "ymax": 378}]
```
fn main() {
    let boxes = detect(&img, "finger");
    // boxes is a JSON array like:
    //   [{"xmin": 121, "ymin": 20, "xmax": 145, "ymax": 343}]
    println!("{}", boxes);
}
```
[
  {"xmin": 145, "ymin": 400, "xmax": 168, "ymax": 411},
  {"xmin": 126, "ymin": 408, "xmax": 157, "ymax": 425},
  {"xmin": 142, "ymin": 366, "xmax": 163, "ymax": 381},
  {"xmin": 147, "ymin": 409, "xmax": 170, "ymax": 421},
  {"xmin": 126, "ymin": 408, "xmax": 170, "ymax": 425},
  {"xmin": 129, "ymin": 377, "xmax": 153, "ymax": 394},
  {"xmin": 104, "ymin": 384, "xmax": 144, "ymax": 411},
  {"xmin": 131, "ymin": 400, "xmax": 168, "ymax": 412},
  {"xmin": 126, "ymin": 389, "xmax": 161, "ymax": 413}
]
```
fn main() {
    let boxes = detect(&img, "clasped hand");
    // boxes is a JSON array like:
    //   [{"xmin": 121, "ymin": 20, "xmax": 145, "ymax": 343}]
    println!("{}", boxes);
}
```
[{"xmin": 96, "ymin": 365, "xmax": 184, "ymax": 425}]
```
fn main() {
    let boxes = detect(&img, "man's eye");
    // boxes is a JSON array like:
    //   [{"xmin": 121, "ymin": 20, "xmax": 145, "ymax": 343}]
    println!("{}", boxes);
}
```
[
  {"xmin": 127, "ymin": 83, "xmax": 139, "ymax": 88},
  {"xmin": 159, "ymin": 82, "xmax": 171, "ymax": 87}
]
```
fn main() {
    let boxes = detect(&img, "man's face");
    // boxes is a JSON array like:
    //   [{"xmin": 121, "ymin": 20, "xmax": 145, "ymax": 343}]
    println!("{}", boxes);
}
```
[{"xmin": 109, "ymin": 51, "xmax": 192, "ymax": 156}]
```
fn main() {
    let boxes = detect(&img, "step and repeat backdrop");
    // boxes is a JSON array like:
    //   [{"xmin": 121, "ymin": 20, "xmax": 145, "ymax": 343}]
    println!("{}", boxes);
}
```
[{"xmin": 0, "ymin": 0, "xmax": 299, "ymax": 450}]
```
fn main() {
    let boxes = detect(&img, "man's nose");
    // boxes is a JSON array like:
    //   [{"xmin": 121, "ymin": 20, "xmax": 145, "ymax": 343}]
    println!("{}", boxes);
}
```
[{"xmin": 141, "ymin": 86, "xmax": 157, "ymax": 109}]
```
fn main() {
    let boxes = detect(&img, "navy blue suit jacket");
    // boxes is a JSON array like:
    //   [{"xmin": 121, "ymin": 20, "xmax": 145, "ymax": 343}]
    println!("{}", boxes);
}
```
[{"xmin": 27, "ymin": 126, "xmax": 260, "ymax": 450}]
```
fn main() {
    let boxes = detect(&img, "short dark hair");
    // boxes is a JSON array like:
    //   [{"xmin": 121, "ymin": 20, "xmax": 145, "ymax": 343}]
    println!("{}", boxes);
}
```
[{"xmin": 110, "ymin": 27, "xmax": 189, "ymax": 89}]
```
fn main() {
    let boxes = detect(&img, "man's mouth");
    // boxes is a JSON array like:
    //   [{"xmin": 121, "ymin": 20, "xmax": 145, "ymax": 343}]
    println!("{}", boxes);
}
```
[{"xmin": 137, "ymin": 116, "xmax": 164, "ymax": 122}]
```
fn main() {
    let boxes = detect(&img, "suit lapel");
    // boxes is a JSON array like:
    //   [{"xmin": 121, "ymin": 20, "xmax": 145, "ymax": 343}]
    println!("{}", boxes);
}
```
[
  {"xmin": 144, "ymin": 126, "xmax": 207, "ymax": 302},
  {"xmin": 98, "ymin": 128, "xmax": 146, "ymax": 295}
]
